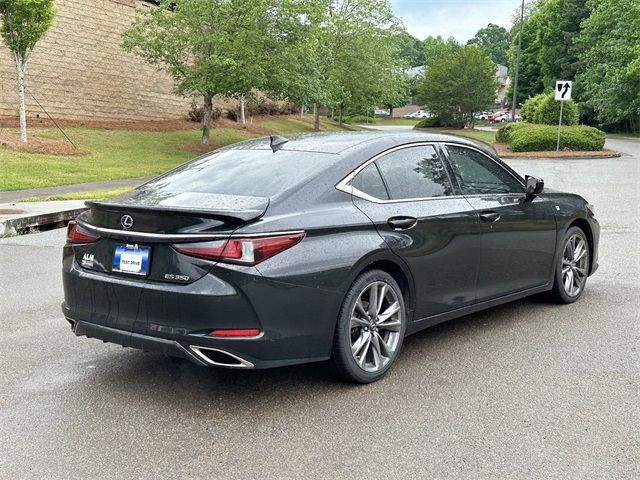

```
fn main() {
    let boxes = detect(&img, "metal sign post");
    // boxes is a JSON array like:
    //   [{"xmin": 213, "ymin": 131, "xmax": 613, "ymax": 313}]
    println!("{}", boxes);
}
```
[{"xmin": 555, "ymin": 80, "xmax": 572, "ymax": 151}]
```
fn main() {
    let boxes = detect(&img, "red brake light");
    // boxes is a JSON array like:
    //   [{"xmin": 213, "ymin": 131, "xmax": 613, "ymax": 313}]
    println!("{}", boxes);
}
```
[
  {"xmin": 209, "ymin": 328, "xmax": 261, "ymax": 337},
  {"xmin": 66, "ymin": 221, "xmax": 100, "ymax": 244},
  {"xmin": 172, "ymin": 232, "xmax": 304, "ymax": 266}
]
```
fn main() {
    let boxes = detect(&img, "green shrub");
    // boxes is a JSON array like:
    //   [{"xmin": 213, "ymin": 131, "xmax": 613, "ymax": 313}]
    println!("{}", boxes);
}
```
[
  {"xmin": 537, "ymin": 93, "xmax": 579, "ymax": 126},
  {"xmin": 520, "ymin": 93, "xmax": 546, "ymax": 123},
  {"xmin": 508, "ymin": 124, "xmax": 605, "ymax": 152},
  {"xmin": 495, "ymin": 121, "xmax": 529, "ymax": 143},
  {"xmin": 415, "ymin": 117, "xmax": 442, "ymax": 128}
]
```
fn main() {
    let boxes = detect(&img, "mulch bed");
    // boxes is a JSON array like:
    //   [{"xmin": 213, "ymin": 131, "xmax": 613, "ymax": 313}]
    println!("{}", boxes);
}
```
[
  {"xmin": 0, "ymin": 133, "xmax": 89, "ymax": 156},
  {"xmin": 493, "ymin": 142, "xmax": 620, "ymax": 159}
]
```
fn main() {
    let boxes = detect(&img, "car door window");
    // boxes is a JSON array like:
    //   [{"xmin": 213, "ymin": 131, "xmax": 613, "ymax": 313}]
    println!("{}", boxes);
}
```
[
  {"xmin": 352, "ymin": 163, "xmax": 389, "ymax": 200},
  {"xmin": 446, "ymin": 145, "xmax": 523, "ymax": 195},
  {"xmin": 375, "ymin": 145, "xmax": 453, "ymax": 200}
]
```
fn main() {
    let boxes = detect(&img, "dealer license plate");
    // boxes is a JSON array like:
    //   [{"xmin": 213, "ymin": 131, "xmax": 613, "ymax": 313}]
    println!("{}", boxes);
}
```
[{"xmin": 113, "ymin": 244, "xmax": 151, "ymax": 276}]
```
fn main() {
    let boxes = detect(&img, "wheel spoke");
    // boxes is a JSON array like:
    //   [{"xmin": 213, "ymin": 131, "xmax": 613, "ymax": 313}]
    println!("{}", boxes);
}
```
[
  {"xmin": 375, "ymin": 332, "xmax": 393, "ymax": 357},
  {"xmin": 350, "ymin": 316, "xmax": 369, "ymax": 328},
  {"xmin": 355, "ymin": 298, "xmax": 368, "ymax": 318},
  {"xmin": 376, "ymin": 283, "xmax": 387, "ymax": 315},
  {"xmin": 377, "ymin": 301, "xmax": 400, "ymax": 323},
  {"xmin": 370, "ymin": 335, "xmax": 382, "ymax": 368},
  {"xmin": 564, "ymin": 269, "xmax": 573, "ymax": 293},
  {"xmin": 574, "ymin": 266, "xmax": 587, "ymax": 277},
  {"xmin": 378, "ymin": 319, "xmax": 401, "ymax": 332},
  {"xmin": 357, "ymin": 334, "xmax": 372, "ymax": 367},
  {"xmin": 367, "ymin": 283, "xmax": 378, "ymax": 316},
  {"xmin": 351, "ymin": 330, "xmax": 370, "ymax": 357},
  {"xmin": 574, "ymin": 248, "xmax": 587, "ymax": 262}
]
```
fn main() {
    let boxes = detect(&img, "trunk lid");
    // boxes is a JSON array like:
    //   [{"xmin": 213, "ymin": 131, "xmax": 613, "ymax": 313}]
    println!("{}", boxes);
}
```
[{"xmin": 71, "ymin": 190, "xmax": 269, "ymax": 284}]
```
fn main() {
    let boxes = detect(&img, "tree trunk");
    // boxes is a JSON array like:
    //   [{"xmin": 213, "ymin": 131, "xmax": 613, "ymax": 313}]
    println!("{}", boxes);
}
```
[
  {"xmin": 300, "ymin": 105, "xmax": 305, "ymax": 118},
  {"xmin": 313, "ymin": 103, "xmax": 320, "ymax": 131},
  {"xmin": 338, "ymin": 103, "xmax": 344, "ymax": 126},
  {"xmin": 389, "ymin": 106, "xmax": 394, "ymax": 118},
  {"xmin": 202, "ymin": 94, "xmax": 213, "ymax": 146},
  {"xmin": 15, "ymin": 54, "xmax": 27, "ymax": 143},
  {"xmin": 240, "ymin": 94, "xmax": 246, "ymax": 126}
]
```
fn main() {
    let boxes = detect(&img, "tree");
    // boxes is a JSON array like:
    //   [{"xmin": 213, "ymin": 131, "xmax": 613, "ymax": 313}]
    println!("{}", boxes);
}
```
[
  {"xmin": 467, "ymin": 23, "xmax": 510, "ymax": 66},
  {"xmin": 281, "ymin": 0, "xmax": 405, "ymax": 129},
  {"xmin": 534, "ymin": 0, "xmax": 589, "ymax": 87},
  {"xmin": 0, "ymin": 0, "xmax": 55, "ymax": 143},
  {"xmin": 123, "ymin": 0, "xmax": 299, "ymax": 145},
  {"xmin": 395, "ymin": 31, "xmax": 424, "ymax": 67},
  {"xmin": 417, "ymin": 44, "xmax": 496, "ymax": 128},
  {"xmin": 507, "ymin": 5, "xmax": 545, "ymax": 104},
  {"xmin": 576, "ymin": 0, "xmax": 640, "ymax": 132},
  {"xmin": 422, "ymin": 35, "xmax": 459, "ymax": 68}
]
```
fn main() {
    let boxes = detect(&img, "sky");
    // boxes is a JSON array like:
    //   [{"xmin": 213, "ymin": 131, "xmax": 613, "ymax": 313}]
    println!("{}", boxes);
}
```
[{"xmin": 391, "ymin": 0, "xmax": 523, "ymax": 43}]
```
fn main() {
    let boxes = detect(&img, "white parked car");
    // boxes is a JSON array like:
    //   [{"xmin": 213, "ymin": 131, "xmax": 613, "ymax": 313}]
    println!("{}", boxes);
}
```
[
  {"xmin": 474, "ymin": 111, "xmax": 491, "ymax": 120},
  {"xmin": 403, "ymin": 109, "xmax": 432, "ymax": 119},
  {"xmin": 495, "ymin": 113, "xmax": 522, "ymax": 122}
]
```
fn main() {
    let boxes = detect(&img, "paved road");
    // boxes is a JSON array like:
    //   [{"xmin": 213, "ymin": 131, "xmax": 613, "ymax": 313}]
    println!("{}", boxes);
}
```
[{"xmin": 1, "ymin": 141, "xmax": 638, "ymax": 479}]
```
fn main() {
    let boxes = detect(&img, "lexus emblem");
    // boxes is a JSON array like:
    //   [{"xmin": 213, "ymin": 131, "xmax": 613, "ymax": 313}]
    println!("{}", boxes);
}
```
[{"xmin": 120, "ymin": 215, "xmax": 134, "ymax": 230}]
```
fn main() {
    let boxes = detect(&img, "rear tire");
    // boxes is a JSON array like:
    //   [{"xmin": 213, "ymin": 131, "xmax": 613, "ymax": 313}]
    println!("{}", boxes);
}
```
[
  {"xmin": 549, "ymin": 226, "xmax": 590, "ymax": 304},
  {"xmin": 330, "ymin": 270, "xmax": 407, "ymax": 384}
]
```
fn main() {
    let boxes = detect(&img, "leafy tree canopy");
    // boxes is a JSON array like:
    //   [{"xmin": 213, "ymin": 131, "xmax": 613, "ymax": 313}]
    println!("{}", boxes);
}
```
[
  {"xmin": 417, "ymin": 44, "xmax": 496, "ymax": 127},
  {"xmin": 467, "ymin": 23, "xmax": 510, "ymax": 66}
]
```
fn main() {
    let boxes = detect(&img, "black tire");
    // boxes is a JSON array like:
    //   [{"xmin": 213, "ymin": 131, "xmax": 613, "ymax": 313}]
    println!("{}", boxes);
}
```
[
  {"xmin": 330, "ymin": 269, "xmax": 407, "ymax": 384},
  {"xmin": 549, "ymin": 226, "xmax": 590, "ymax": 304}
]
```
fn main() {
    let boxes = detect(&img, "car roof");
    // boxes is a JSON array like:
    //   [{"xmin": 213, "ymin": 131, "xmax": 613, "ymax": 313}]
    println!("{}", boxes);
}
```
[{"xmin": 225, "ymin": 131, "xmax": 495, "ymax": 157}]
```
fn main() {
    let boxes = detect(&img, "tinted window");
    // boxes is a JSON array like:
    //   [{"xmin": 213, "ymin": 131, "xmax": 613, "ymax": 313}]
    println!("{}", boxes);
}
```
[
  {"xmin": 352, "ymin": 163, "xmax": 389, "ymax": 200},
  {"xmin": 375, "ymin": 146, "xmax": 453, "ymax": 200},
  {"xmin": 142, "ymin": 149, "xmax": 340, "ymax": 198},
  {"xmin": 447, "ymin": 146, "xmax": 522, "ymax": 195}
]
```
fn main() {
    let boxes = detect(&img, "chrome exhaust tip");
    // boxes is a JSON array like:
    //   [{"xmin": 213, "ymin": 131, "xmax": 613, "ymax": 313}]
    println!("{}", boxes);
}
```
[{"xmin": 189, "ymin": 346, "xmax": 254, "ymax": 368}]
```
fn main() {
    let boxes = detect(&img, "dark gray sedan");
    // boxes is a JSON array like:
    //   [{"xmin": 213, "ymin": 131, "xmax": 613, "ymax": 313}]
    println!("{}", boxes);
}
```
[{"xmin": 62, "ymin": 132, "xmax": 599, "ymax": 383}]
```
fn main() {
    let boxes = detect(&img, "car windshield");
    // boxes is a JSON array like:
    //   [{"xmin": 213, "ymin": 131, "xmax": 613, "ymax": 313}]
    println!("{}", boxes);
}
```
[{"xmin": 142, "ymin": 148, "xmax": 339, "ymax": 198}]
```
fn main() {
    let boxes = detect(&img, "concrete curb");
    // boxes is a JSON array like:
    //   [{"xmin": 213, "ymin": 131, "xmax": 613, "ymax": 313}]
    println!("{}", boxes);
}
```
[{"xmin": 0, "ymin": 201, "xmax": 87, "ymax": 237}]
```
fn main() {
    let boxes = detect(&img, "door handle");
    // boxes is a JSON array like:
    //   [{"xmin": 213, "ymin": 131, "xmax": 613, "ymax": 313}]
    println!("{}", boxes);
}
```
[
  {"xmin": 387, "ymin": 216, "xmax": 418, "ymax": 230},
  {"xmin": 480, "ymin": 211, "xmax": 501, "ymax": 222}
]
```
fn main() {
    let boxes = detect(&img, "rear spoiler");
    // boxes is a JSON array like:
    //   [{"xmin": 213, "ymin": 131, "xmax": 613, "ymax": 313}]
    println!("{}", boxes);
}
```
[{"xmin": 85, "ymin": 191, "xmax": 269, "ymax": 223}]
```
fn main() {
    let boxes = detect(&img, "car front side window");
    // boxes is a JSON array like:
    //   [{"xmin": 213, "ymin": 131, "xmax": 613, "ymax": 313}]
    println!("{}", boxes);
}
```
[{"xmin": 446, "ymin": 145, "xmax": 523, "ymax": 195}]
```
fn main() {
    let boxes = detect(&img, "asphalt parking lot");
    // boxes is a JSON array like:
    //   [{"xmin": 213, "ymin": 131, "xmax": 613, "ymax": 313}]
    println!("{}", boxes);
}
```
[{"xmin": 1, "ymin": 137, "xmax": 638, "ymax": 479}]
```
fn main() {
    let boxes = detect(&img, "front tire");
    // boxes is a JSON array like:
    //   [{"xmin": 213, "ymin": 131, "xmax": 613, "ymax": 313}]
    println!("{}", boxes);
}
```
[
  {"xmin": 550, "ymin": 226, "xmax": 590, "ymax": 304},
  {"xmin": 331, "ymin": 270, "xmax": 407, "ymax": 383}
]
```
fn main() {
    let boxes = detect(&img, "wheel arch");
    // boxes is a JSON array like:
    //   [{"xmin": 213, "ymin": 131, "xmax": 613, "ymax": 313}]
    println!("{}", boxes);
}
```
[
  {"xmin": 346, "ymin": 252, "xmax": 416, "ymax": 323},
  {"xmin": 567, "ymin": 218, "xmax": 595, "ymax": 274}
]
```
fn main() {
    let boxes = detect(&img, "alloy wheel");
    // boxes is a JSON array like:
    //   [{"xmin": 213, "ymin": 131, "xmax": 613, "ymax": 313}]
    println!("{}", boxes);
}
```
[
  {"xmin": 561, "ymin": 233, "xmax": 589, "ymax": 297},
  {"xmin": 349, "ymin": 281, "xmax": 402, "ymax": 373}
]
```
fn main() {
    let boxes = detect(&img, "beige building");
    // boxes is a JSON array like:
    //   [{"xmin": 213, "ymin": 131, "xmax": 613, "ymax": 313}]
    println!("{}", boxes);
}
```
[{"xmin": 0, "ymin": 0, "xmax": 190, "ymax": 122}]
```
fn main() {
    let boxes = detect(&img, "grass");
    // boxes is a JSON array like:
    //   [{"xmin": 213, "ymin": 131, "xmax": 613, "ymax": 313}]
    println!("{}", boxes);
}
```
[
  {"xmin": 24, "ymin": 186, "xmax": 133, "ymax": 202},
  {"xmin": 0, "ymin": 116, "xmax": 354, "ymax": 192}
]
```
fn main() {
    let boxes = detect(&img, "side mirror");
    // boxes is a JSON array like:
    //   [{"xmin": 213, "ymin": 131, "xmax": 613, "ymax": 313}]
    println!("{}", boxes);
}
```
[{"xmin": 525, "ymin": 175, "xmax": 544, "ymax": 200}]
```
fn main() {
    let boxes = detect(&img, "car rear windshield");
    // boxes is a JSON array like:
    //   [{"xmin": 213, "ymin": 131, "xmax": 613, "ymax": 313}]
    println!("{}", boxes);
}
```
[{"xmin": 142, "ymin": 149, "xmax": 340, "ymax": 198}]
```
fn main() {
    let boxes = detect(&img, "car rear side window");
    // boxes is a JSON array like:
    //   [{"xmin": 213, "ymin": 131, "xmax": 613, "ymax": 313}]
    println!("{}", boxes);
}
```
[
  {"xmin": 142, "ymin": 149, "xmax": 340, "ymax": 198},
  {"xmin": 446, "ymin": 145, "xmax": 522, "ymax": 195},
  {"xmin": 352, "ymin": 163, "xmax": 389, "ymax": 200},
  {"xmin": 374, "ymin": 145, "xmax": 453, "ymax": 200}
]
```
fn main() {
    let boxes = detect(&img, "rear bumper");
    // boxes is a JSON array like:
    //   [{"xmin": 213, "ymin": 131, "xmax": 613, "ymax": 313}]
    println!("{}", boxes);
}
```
[
  {"xmin": 71, "ymin": 318, "xmax": 208, "ymax": 366},
  {"xmin": 62, "ymin": 250, "xmax": 341, "ymax": 369},
  {"xmin": 67, "ymin": 316, "xmax": 331, "ymax": 369}
]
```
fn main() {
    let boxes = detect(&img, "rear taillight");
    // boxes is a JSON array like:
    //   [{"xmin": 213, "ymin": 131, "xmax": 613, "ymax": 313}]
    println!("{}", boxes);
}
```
[
  {"xmin": 172, "ymin": 232, "xmax": 304, "ymax": 266},
  {"xmin": 66, "ymin": 221, "xmax": 100, "ymax": 244}
]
